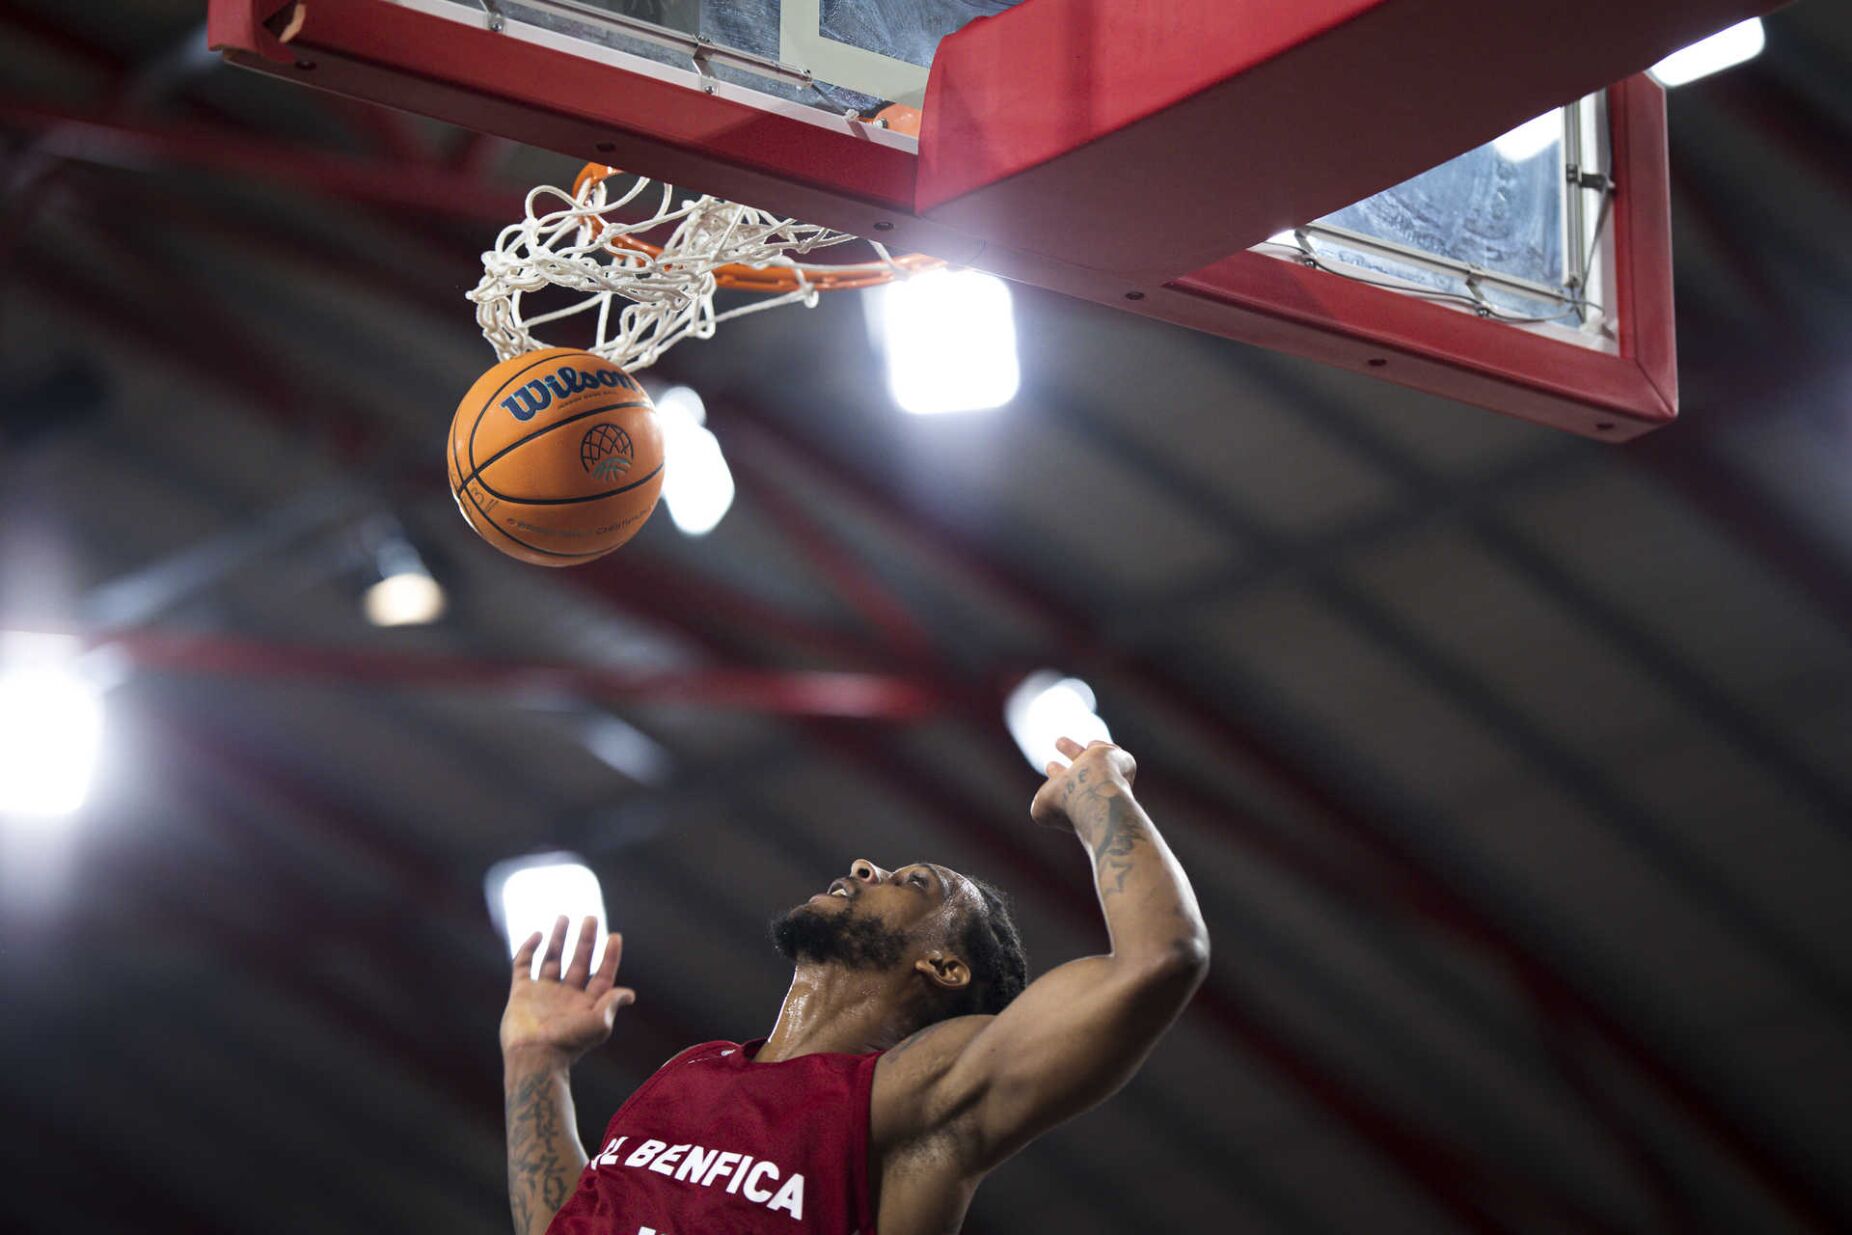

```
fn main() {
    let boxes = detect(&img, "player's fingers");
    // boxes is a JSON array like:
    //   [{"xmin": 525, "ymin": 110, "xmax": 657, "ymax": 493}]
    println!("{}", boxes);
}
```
[
  {"xmin": 1055, "ymin": 736, "xmax": 1086, "ymax": 758},
  {"xmin": 594, "ymin": 932, "xmax": 624, "ymax": 986},
  {"xmin": 595, "ymin": 986, "xmax": 637, "ymax": 1025},
  {"xmin": 511, "ymin": 930, "xmax": 543, "ymax": 984},
  {"xmin": 1044, "ymin": 760, "xmax": 1065, "ymax": 780},
  {"xmin": 538, "ymin": 914, "xmax": 570, "ymax": 981},
  {"xmin": 563, "ymin": 915, "xmax": 598, "ymax": 987}
]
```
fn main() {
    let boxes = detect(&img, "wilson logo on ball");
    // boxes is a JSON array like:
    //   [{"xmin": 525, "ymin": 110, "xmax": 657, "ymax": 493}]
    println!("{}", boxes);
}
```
[
  {"xmin": 499, "ymin": 365, "xmax": 642, "ymax": 421},
  {"xmin": 581, "ymin": 423, "xmax": 635, "ymax": 479}
]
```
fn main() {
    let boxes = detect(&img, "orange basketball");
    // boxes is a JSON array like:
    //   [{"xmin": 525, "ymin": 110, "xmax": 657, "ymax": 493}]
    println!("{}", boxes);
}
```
[{"xmin": 447, "ymin": 348, "xmax": 664, "ymax": 567}]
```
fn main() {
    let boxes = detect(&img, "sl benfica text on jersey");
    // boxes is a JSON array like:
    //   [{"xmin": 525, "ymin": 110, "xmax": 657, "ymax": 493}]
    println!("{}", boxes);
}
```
[{"xmin": 545, "ymin": 1038, "xmax": 883, "ymax": 1235}]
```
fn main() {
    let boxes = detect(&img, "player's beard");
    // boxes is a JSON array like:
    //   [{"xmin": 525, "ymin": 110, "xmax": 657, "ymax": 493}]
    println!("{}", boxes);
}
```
[{"xmin": 769, "ymin": 901, "xmax": 911, "ymax": 970}]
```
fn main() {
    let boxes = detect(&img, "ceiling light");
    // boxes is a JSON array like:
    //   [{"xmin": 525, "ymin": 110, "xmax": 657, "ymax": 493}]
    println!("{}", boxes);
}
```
[
  {"xmin": 656, "ymin": 386, "xmax": 734, "ymax": 537},
  {"xmin": 486, "ymin": 853, "xmax": 609, "ymax": 977},
  {"xmin": 1648, "ymin": 18, "xmax": 1765, "ymax": 88},
  {"xmin": 1004, "ymin": 670, "xmax": 1112, "ymax": 772},
  {"xmin": 868, "ymin": 269, "xmax": 1020, "ymax": 415},
  {"xmin": 364, "ymin": 571, "xmax": 445, "ymax": 626},
  {"xmin": 362, "ymin": 524, "xmax": 445, "ymax": 626},
  {"xmin": 0, "ymin": 633, "xmax": 104, "ymax": 823}
]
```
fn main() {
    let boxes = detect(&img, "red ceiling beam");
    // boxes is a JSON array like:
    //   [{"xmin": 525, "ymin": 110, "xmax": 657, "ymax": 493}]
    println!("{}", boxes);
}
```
[
  {"xmin": 0, "ymin": 98, "xmax": 524, "ymax": 222},
  {"xmin": 57, "ymin": 625, "xmax": 945, "ymax": 719},
  {"xmin": 606, "ymin": 555, "xmax": 901, "ymax": 670}
]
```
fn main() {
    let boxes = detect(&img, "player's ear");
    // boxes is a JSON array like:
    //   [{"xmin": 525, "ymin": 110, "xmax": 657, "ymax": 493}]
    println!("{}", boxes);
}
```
[{"xmin": 915, "ymin": 950, "xmax": 970, "ymax": 992}]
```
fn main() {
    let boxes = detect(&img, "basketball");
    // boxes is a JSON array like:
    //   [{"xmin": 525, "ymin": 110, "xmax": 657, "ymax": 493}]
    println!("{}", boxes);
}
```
[{"xmin": 447, "ymin": 348, "xmax": 664, "ymax": 567}]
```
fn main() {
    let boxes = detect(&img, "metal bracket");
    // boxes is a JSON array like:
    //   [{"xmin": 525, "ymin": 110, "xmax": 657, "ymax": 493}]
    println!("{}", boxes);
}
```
[
  {"xmin": 517, "ymin": 0, "xmax": 814, "ymax": 87},
  {"xmin": 1566, "ymin": 164, "xmax": 1613, "ymax": 194},
  {"xmin": 1464, "ymin": 269, "xmax": 1493, "ymax": 317},
  {"xmin": 476, "ymin": 0, "xmax": 504, "ymax": 33}
]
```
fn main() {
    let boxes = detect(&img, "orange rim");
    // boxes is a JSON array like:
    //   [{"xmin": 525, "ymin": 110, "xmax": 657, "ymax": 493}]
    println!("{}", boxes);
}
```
[{"xmin": 569, "ymin": 162, "xmax": 942, "ymax": 294}]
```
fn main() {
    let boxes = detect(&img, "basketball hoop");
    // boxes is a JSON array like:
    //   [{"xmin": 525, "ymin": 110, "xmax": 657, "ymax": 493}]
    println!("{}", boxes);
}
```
[{"xmin": 469, "ymin": 162, "xmax": 941, "ymax": 372}]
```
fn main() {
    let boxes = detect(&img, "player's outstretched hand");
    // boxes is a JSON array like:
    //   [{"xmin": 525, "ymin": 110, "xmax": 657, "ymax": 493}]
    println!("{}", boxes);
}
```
[
  {"xmin": 500, "ymin": 914, "xmax": 635, "ymax": 1066},
  {"xmin": 1030, "ymin": 736, "xmax": 1137, "ymax": 832}
]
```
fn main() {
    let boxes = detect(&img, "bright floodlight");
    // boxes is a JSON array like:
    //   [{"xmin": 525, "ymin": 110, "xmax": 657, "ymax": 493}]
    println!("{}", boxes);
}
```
[
  {"xmin": 1649, "ymin": 18, "xmax": 1765, "ymax": 87},
  {"xmin": 0, "ymin": 639, "xmax": 104, "ymax": 821},
  {"xmin": 364, "ymin": 571, "xmax": 446, "ymax": 626},
  {"xmin": 870, "ymin": 270, "xmax": 1020, "ymax": 415},
  {"xmin": 1004, "ymin": 670, "xmax": 1112, "ymax": 772},
  {"xmin": 363, "ymin": 531, "xmax": 445, "ymax": 626},
  {"xmin": 487, "ymin": 853, "xmax": 609, "ymax": 977},
  {"xmin": 1492, "ymin": 111, "xmax": 1560, "ymax": 162},
  {"xmin": 657, "ymin": 386, "xmax": 735, "ymax": 537}
]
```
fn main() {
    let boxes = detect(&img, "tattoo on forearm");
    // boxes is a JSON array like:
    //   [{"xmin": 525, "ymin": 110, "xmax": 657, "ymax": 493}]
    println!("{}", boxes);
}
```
[
  {"xmin": 1088, "ymin": 795, "xmax": 1148, "ymax": 898},
  {"xmin": 506, "ymin": 1071, "xmax": 576, "ymax": 1235}
]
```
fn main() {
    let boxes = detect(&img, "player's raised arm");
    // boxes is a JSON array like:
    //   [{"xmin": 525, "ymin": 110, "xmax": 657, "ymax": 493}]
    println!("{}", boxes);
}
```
[
  {"xmin": 938, "ymin": 738, "xmax": 1209, "ymax": 1173},
  {"xmin": 501, "ymin": 915, "xmax": 635, "ymax": 1235}
]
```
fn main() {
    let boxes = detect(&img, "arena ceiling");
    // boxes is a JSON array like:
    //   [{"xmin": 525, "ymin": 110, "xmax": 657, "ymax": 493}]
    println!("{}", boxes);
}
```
[{"xmin": 2, "ymin": 3, "xmax": 1850, "ymax": 1233}]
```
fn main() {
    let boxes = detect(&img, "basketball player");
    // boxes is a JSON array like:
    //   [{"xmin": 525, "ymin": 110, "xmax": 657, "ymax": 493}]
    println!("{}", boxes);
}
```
[{"xmin": 501, "ymin": 737, "xmax": 1209, "ymax": 1235}]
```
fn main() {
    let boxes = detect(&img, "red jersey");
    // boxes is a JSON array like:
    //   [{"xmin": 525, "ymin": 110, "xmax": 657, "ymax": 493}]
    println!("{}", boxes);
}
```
[{"xmin": 546, "ymin": 1038, "xmax": 883, "ymax": 1235}]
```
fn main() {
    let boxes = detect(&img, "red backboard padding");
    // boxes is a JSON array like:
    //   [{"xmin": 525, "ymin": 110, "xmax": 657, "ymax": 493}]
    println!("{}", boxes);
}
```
[
  {"xmin": 209, "ymin": 0, "xmax": 920, "ymax": 216},
  {"xmin": 203, "ymin": 0, "xmax": 1767, "ymax": 435},
  {"xmin": 1163, "ymin": 77, "xmax": 1676, "ymax": 434},
  {"xmin": 918, "ymin": 0, "xmax": 1785, "ymax": 284}
]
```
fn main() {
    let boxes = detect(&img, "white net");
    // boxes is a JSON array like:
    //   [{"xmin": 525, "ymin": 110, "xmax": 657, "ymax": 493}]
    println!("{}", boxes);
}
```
[{"xmin": 469, "ymin": 169, "xmax": 930, "ymax": 372}]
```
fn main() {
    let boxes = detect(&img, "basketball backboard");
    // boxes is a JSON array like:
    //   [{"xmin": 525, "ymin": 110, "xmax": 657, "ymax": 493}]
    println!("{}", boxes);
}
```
[{"xmin": 208, "ymin": 0, "xmax": 1788, "ymax": 439}]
